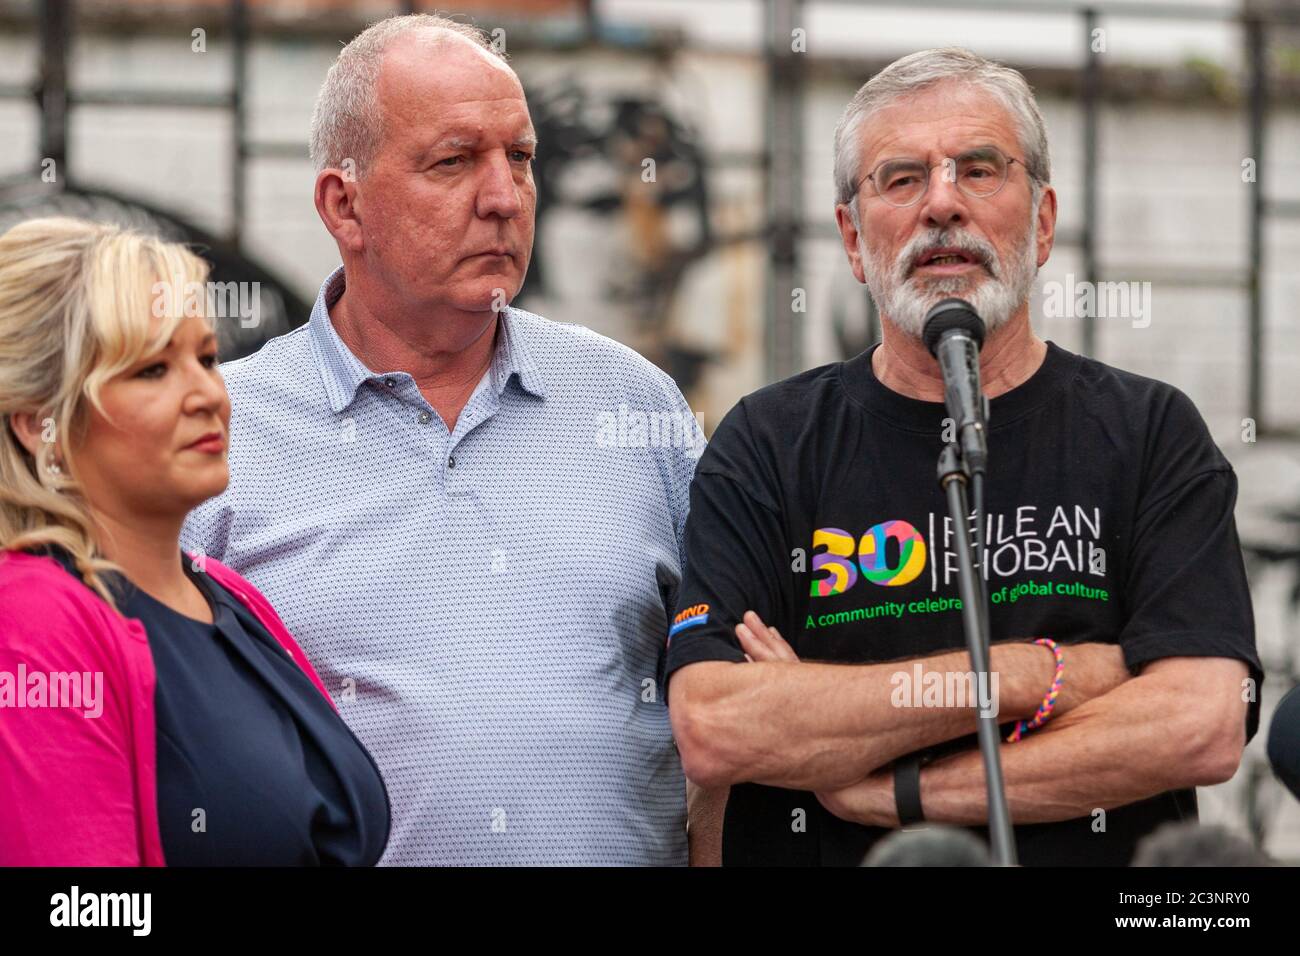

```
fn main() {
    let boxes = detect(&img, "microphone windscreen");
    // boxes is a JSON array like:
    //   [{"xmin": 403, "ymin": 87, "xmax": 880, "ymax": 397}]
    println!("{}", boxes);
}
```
[{"xmin": 922, "ymin": 298, "xmax": 986, "ymax": 357}]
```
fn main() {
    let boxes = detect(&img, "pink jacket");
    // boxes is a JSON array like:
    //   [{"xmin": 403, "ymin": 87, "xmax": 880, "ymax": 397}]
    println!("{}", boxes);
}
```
[{"xmin": 0, "ymin": 549, "xmax": 334, "ymax": 866}]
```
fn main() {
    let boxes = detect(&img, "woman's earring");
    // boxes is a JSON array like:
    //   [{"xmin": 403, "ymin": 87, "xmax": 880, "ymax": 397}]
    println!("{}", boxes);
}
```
[{"xmin": 46, "ymin": 460, "xmax": 62, "ymax": 476}]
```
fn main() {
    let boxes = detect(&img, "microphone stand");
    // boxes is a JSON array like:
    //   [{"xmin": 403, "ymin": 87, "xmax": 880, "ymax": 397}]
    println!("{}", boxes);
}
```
[{"xmin": 936, "ymin": 441, "xmax": 1018, "ymax": 866}]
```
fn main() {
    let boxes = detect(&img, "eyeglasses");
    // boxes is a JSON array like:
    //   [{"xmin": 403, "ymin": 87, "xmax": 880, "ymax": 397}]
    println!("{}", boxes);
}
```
[{"xmin": 853, "ymin": 146, "xmax": 1030, "ymax": 208}]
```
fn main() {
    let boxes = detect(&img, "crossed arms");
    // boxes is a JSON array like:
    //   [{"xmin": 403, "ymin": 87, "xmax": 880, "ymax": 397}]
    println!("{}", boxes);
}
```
[{"xmin": 670, "ymin": 612, "xmax": 1249, "ymax": 829}]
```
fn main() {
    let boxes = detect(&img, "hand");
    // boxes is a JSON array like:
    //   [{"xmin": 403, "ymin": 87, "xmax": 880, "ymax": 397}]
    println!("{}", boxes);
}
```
[
  {"xmin": 734, "ymin": 610, "xmax": 799, "ymax": 663},
  {"xmin": 815, "ymin": 768, "xmax": 897, "ymax": 828}
]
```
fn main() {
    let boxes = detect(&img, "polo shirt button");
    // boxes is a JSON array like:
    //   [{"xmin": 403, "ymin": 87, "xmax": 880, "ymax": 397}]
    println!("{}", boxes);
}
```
[
  {"xmin": 384, "ymin": 377, "xmax": 396, "ymax": 388},
  {"xmin": 418, "ymin": 411, "xmax": 431, "ymax": 424},
  {"xmin": 448, "ymin": 455, "xmax": 456, "ymax": 468}
]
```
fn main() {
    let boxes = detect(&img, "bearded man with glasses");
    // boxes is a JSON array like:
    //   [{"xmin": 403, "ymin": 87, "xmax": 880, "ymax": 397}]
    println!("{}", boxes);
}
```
[{"xmin": 664, "ymin": 47, "xmax": 1262, "ymax": 867}]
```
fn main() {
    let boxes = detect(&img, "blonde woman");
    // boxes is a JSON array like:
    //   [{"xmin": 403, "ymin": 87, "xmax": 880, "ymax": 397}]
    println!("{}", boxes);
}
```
[{"xmin": 0, "ymin": 217, "xmax": 389, "ymax": 865}]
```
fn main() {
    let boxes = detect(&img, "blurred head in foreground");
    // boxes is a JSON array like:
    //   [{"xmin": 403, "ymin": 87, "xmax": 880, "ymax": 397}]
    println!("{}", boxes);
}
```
[
  {"xmin": 1131, "ymin": 822, "xmax": 1274, "ymax": 867},
  {"xmin": 862, "ymin": 826, "xmax": 993, "ymax": 867}
]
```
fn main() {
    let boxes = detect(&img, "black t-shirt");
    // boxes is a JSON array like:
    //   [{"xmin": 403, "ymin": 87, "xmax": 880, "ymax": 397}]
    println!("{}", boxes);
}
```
[{"xmin": 664, "ymin": 341, "xmax": 1263, "ymax": 866}]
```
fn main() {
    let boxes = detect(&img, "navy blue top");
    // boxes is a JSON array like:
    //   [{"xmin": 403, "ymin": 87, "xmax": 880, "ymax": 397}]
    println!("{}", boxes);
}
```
[{"xmin": 102, "ymin": 552, "xmax": 390, "ymax": 866}]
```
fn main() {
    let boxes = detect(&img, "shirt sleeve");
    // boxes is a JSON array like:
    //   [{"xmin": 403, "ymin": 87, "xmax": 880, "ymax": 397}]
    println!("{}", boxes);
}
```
[
  {"xmin": 642, "ymin": 367, "xmax": 706, "ymax": 695},
  {"xmin": 1118, "ymin": 393, "xmax": 1263, "ymax": 743},
  {"xmin": 636, "ymin": 363, "xmax": 704, "ymax": 571},
  {"xmin": 663, "ymin": 400, "xmax": 792, "ymax": 688},
  {"xmin": 0, "ymin": 577, "xmax": 141, "ymax": 865}
]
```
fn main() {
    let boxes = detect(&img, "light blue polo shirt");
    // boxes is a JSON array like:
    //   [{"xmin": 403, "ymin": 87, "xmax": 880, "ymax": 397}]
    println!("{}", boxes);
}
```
[{"xmin": 181, "ymin": 266, "xmax": 702, "ymax": 865}]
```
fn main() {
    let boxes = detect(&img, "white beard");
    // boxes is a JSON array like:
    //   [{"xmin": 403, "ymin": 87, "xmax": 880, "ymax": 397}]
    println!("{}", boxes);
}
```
[{"xmin": 860, "ymin": 211, "xmax": 1040, "ymax": 340}]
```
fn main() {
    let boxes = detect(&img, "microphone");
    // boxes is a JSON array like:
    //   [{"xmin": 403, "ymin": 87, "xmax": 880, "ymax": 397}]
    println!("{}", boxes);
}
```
[
  {"xmin": 921, "ymin": 299, "xmax": 1012, "ymax": 864},
  {"xmin": 922, "ymin": 298, "xmax": 988, "ymax": 475}
]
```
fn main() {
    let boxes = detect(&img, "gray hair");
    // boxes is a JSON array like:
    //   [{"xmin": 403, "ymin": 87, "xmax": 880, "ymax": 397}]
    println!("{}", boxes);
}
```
[
  {"xmin": 862, "ymin": 826, "xmax": 992, "ymax": 867},
  {"xmin": 309, "ymin": 14, "xmax": 508, "ymax": 175},
  {"xmin": 1132, "ymin": 822, "xmax": 1275, "ymax": 867},
  {"xmin": 833, "ymin": 48, "xmax": 1051, "ymax": 221}
]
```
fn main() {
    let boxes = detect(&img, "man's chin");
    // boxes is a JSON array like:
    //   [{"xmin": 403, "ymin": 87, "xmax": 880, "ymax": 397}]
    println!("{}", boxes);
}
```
[
  {"xmin": 880, "ymin": 278, "xmax": 992, "ymax": 339},
  {"xmin": 904, "ymin": 272, "xmax": 1005, "ymax": 318},
  {"xmin": 451, "ymin": 282, "xmax": 521, "ymax": 315}
]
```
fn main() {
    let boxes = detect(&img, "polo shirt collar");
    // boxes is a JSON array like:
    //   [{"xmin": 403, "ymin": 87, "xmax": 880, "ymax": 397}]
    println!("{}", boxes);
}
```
[
  {"xmin": 490, "ymin": 301, "xmax": 547, "ymax": 401},
  {"xmin": 307, "ymin": 265, "xmax": 547, "ymax": 414}
]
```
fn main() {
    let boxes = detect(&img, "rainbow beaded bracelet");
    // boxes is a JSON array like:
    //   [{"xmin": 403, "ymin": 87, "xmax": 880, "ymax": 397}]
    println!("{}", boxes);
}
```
[{"xmin": 1006, "ymin": 637, "xmax": 1064, "ymax": 743}]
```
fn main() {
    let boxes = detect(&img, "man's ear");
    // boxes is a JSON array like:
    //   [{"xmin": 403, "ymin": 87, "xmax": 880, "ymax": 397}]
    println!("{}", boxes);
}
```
[
  {"xmin": 314, "ymin": 168, "xmax": 365, "ymax": 254},
  {"xmin": 835, "ymin": 203, "xmax": 867, "ymax": 284},
  {"xmin": 1035, "ymin": 184, "xmax": 1058, "ymax": 269}
]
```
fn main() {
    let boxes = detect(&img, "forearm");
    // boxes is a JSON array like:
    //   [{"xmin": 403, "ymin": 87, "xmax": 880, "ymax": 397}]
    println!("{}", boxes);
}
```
[
  {"xmin": 672, "ymin": 641, "xmax": 1055, "ymax": 791},
  {"xmin": 920, "ymin": 670, "xmax": 1238, "ymax": 825},
  {"xmin": 687, "ymin": 782, "xmax": 728, "ymax": 866}
]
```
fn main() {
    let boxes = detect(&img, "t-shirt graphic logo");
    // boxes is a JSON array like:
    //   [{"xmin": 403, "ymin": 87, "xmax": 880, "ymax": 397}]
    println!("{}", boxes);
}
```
[
  {"xmin": 668, "ymin": 603, "xmax": 710, "ymax": 644},
  {"xmin": 811, "ymin": 520, "xmax": 927, "ymax": 597}
]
